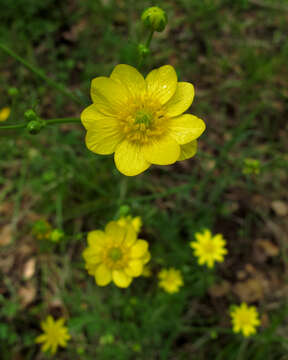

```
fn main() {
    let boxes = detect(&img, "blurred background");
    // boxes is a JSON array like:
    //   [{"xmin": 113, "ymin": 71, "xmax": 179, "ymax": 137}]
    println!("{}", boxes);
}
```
[{"xmin": 0, "ymin": 0, "xmax": 288, "ymax": 359}]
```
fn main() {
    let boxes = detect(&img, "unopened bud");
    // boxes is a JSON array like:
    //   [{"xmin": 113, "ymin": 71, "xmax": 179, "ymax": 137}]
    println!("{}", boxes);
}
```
[
  {"xmin": 8, "ymin": 87, "xmax": 19, "ymax": 97},
  {"xmin": 141, "ymin": 6, "xmax": 167, "ymax": 32},
  {"xmin": 27, "ymin": 119, "xmax": 45, "ymax": 134},
  {"xmin": 138, "ymin": 44, "xmax": 150, "ymax": 57},
  {"xmin": 24, "ymin": 109, "xmax": 38, "ymax": 121}
]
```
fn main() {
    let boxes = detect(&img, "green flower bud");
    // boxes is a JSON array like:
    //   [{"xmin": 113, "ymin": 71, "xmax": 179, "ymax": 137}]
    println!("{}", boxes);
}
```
[
  {"xmin": 27, "ymin": 119, "xmax": 45, "ymax": 134},
  {"xmin": 8, "ymin": 87, "xmax": 19, "ymax": 97},
  {"xmin": 141, "ymin": 6, "xmax": 167, "ymax": 32},
  {"xmin": 138, "ymin": 43, "xmax": 150, "ymax": 57},
  {"xmin": 24, "ymin": 109, "xmax": 38, "ymax": 121},
  {"xmin": 118, "ymin": 204, "xmax": 131, "ymax": 217},
  {"xmin": 50, "ymin": 229, "xmax": 64, "ymax": 243}
]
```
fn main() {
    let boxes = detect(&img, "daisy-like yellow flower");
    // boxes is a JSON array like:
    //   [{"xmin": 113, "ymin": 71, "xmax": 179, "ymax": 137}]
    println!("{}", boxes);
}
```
[
  {"xmin": 81, "ymin": 64, "xmax": 205, "ymax": 176},
  {"xmin": 117, "ymin": 215, "xmax": 142, "ymax": 234},
  {"xmin": 158, "ymin": 268, "xmax": 183, "ymax": 294},
  {"xmin": 83, "ymin": 220, "xmax": 150, "ymax": 288},
  {"xmin": 190, "ymin": 229, "xmax": 227, "ymax": 268},
  {"xmin": 0, "ymin": 107, "xmax": 11, "ymax": 122},
  {"xmin": 35, "ymin": 316, "xmax": 70, "ymax": 354},
  {"xmin": 230, "ymin": 303, "xmax": 261, "ymax": 337}
]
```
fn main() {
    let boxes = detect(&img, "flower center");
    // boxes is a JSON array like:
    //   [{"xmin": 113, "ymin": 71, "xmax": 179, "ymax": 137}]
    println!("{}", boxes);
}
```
[
  {"xmin": 134, "ymin": 110, "xmax": 153, "ymax": 127},
  {"xmin": 108, "ymin": 247, "xmax": 123, "ymax": 262},
  {"xmin": 204, "ymin": 241, "xmax": 215, "ymax": 254}
]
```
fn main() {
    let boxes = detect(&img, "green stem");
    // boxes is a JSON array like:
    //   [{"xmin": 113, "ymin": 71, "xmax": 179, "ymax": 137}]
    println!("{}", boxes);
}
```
[
  {"xmin": 0, "ymin": 117, "xmax": 81, "ymax": 130},
  {"xmin": 0, "ymin": 43, "xmax": 85, "ymax": 106},
  {"xmin": 137, "ymin": 29, "xmax": 154, "ymax": 69}
]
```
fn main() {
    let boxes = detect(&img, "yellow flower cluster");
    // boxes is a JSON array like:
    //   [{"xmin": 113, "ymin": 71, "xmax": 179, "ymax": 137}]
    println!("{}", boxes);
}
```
[
  {"xmin": 83, "ymin": 218, "xmax": 150, "ymax": 288},
  {"xmin": 81, "ymin": 64, "xmax": 205, "ymax": 176},
  {"xmin": 230, "ymin": 303, "xmax": 261, "ymax": 337},
  {"xmin": 35, "ymin": 316, "xmax": 70, "ymax": 354}
]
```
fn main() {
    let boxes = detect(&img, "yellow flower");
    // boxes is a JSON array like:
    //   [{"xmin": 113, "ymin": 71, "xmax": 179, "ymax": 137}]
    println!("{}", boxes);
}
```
[
  {"xmin": 158, "ymin": 268, "xmax": 183, "ymax": 294},
  {"xmin": 117, "ymin": 215, "xmax": 142, "ymax": 234},
  {"xmin": 81, "ymin": 64, "xmax": 205, "ymax": 176},
  {"xmin": 82, "ymin": 221, "xmax": 150, "ymax": 288},
  {"xmin": 35, "ymin": 316, "xmax": 70, "ymax": 354},
  {"xmin": 0, "ymin": 107, "xmax": 11, "ymax": 122},
  {"xmin": 230, "ymin": 303, "xmax": 261, "ymax": 337},
  {"xmin": 190, "ymin": 229, "xmax": 227, "ymax": 268}
]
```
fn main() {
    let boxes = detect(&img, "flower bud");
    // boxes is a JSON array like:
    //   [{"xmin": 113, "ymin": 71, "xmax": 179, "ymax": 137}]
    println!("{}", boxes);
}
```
[
  {"xmin": 50, "ymin": 229, "xmax": 64, "ymax": 243},
  {"xmin": 27, "ymin": 119, "xmax": 45, "ymax": 134},
  {"xmin": 24, "ymin": 109, "xmax": 38, "ymax": 121},
  {"xmin": 141, "ymin": 6, "xmax": 167, "ymax": 32},
  {"xmin": 138, "ymin": 43, "xmax": 150, "ymax": 57},
  {"xmin": 8, "ymin": 87, "xmax": 19, "ymax": 97}
]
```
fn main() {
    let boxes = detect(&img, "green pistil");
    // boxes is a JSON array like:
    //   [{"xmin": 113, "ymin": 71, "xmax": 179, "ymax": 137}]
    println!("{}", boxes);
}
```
[
  {"xmin": 134, "ymin": 110, "xmax": 153, "ymax": 127},
  {"xmin": 109, "ymin": 247, "xmax": 122, "ymax": 262}
]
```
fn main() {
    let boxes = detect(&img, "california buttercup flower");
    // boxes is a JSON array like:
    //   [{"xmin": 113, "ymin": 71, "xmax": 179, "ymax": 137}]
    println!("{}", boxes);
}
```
[
  {"xmin": 83, "ymin": 220, "xmax": 150, "ymax": 288},
  {"xmin": 81, "ymin": 64, "xmax": 205, "ymax": 176},
  {"xmin": 158, "ymin": 268, "xmax": 183, "ymax": 294},
  {"xmin": 230, "ymin": 303, "xmax": 261, "ymax": 337},
  {"xmin": 35, "ymin": 316, "xmax": 70, "ymax": 354},
  {"xmin": 0, "ymin": 107, "xmax": 11, "ymax": 122},
  {"xmin": 190, "ymin": 229, "xmax": 227, "ymax": 268}
]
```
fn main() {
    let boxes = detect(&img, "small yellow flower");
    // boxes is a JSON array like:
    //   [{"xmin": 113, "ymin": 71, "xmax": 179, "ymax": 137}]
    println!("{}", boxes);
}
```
[
  {"xmin": 230, "ymin": 303, "xmax": 261, "ymax": 337},
  {"xmin": 83, "ymin": 221, "xmax": 150, "ymax": 288},
  {"xmin": 158, "ymin": 268, "xmax": 183, "ymax": 294},
  {"xmin": 35, "ymin": 316, "xmax": 70, "ymax": 354},
  {"xmin": 0, "ymin": 107, "xmax": 11, "ymax": 122},
  {"xmin": 190, "ymin": 229, "xmax": 227, "ymax": 268},
  {"xmin": 117, "ymin": 215, "xmax": 142, "ymax": 234},
  {"xmin": 81, "ymin": 64, "xmax": 205, "ymax": 176}
]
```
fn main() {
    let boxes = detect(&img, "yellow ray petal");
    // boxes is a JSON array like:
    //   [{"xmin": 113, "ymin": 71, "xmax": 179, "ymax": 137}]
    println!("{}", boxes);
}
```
[
  {"xmin": 85, "ymin": 124, "xmax": 123, "ymax": 155},
  {"xmin": 130, "ymin": 240, "xmax": 148, "ymax": 258},
  {"xmin": 110, "ymin": 64, "xmax": 146, "ymax": 96},
  {"xmin": 178, "ymin": 140, "xmax": 197, "ymax": 161},
  {"xmin": 146, "ymin": 65, "xmax": 177, "ymax": 105},
  {"xmin": 114, "ymin": 140, "xmax": 150, "ymax": 176},
  {"xmin": 95, "ymin": 264, "xmax": 112, "ymax": 286},
  {"xmin": 112, "ymin": 269, "xmax": 132, "ymax": 288},
  {"xmin": 163, "ymin": 82, "xmax": 194, "ymax": 117},
  {"xmin": 125, "ymin": 259, "xmax": 143, "ymax": 277},
  {"xmin": 91, "ymin": 76, "xmax": 130, "ymax": 115},
  {"xmin": 143, "ymin": 135, "xmax": 180, "ymax": 165},
  {"xmin": 169, "ymin": 114, "xmax": 205, "ymax": 145}
]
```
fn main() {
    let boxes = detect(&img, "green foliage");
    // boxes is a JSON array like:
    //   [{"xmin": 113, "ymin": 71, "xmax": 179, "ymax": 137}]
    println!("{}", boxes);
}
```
[{"xmin": 0, "ymin": 0, "xmax": 287, "ymax": 359}]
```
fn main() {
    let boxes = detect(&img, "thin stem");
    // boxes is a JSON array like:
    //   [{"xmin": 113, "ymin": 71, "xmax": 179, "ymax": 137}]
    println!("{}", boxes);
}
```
[
  {"xmin": 137, "ymin": 29, "xmax": 155, "ymax": 69},
  {"xmin": 0, "ymin": 117, "xmax": 81, "ymax": 130},
  {"xmin": 0, "ymin": 43, "xmax": 85, "ymax": 106}
]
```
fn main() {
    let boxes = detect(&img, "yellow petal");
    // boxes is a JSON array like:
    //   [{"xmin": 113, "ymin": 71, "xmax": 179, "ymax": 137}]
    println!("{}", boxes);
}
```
[
  {"xmin": 142, "ymin": 250, "xmax": 151, "ymax": 264},
  {"xmin": 130, "ymin": 240, "xmax": 148, "ymax": 258},
  {"xmin": 35, "ymin": 334, "xmax": 47, "ymax": 344},
  {"xmin": 114, "ymin": 140, "xmax": 150, "ymax": 176},
  {"xmin": 87, "ymin": 230, "xmax": 106, "ymax": 247},
  {"xmin": 112, "ymin": 270, "xmax": 132, "ymax": 288},
  {"xmin": 143, "ymin": 135, "xmax": 180, "ymax": 165},
  {"xmin": 91, "ymin": 76, "xmax": 130, "ymax": 115},
  {"xmin": 146, "ymin": 65, "xmax": 177, "ymax": 105},
  {"xmin": 163, "ymin": 82, "xmax": 194, "ymax": 117},
  {"xmin": 178, "ymin": 140, "xmax": 197, "ymax": 161},
  {"xmin": 105, "ymin": 221, "xmax": 126, "ymax": 243},
  {"xmin": 83, "ymin": 106, "xmax": 123, "ymax": 155},
  {"xmin": 122, "ymin": 225, "xmax": 137, "ymax": 247},
  {"xmin": 169, "ymin": 114, "xmax": 205, "ymax": 145},
  {"xmin": 110, "ymin": 64, "xmax": 146, "ymax": 96},
  {"xmin": 0, "ymin": 107, "xmax": 11, "ymax": 122},
  {"xmin": 95, "ymin": 264, "xmax": 112, "ymax": 286},
  {"xmin": 125, "ymin": 260, "xmax": 143, "ymax": 277}
]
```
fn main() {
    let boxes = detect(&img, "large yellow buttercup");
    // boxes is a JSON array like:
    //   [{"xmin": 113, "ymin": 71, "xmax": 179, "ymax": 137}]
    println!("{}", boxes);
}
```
[{"xmin": 81, "ymin": 64, "xmax": 205, "ymax": 176}]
